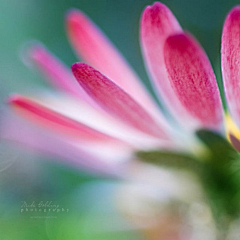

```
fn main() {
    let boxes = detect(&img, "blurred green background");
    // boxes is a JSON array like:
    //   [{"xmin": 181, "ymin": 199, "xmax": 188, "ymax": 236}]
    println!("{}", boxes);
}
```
[{"xmin": 1, "ymin": 0, "xmax": 240, "ymax": 239}]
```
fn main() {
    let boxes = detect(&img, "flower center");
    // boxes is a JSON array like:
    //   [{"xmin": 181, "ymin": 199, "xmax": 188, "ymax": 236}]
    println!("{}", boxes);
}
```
[{"xmin": 225, "ymin": 113, "xmax": 240, "ymax": 152}]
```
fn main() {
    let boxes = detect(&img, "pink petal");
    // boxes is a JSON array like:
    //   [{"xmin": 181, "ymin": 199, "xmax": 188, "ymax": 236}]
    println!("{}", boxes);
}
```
[
  {"xmin": 9, "ymin": 94, "xmax": 123, "ymax": 143},
  {"xmin": 14, "ymin": 94, "xmax": 170, "ymax": 150},
  {"xmin": 1, "ymin": 112, "xmax": 126, "ymax": 177},
  {"xmin": 66, "ymin": 9, "xmax": 161, "ymax": 116},
  {"xmin": 140, "ymin": 2, "xmax": 186, "ymax": 121},
  {"xmin": 221, "ymin": 6, "xmax": 240, "ymax": 126},
  {"xmin": 164, "ymin": 33, "xmax": 223, "ymax": 129},
  {"xmin": 28, "ymin": 44, "xmax": 92, "ymax": 103},
  {"xmin": 71, "ymin": 63, "xmax": 169, "ymax": 139}
]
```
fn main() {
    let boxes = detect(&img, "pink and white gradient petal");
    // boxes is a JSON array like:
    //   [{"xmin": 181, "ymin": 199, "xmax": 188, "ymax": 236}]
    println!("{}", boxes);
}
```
[
  {"xmin": 23, "ymin": 92, "xmax": 175, "ymax": 151},
  {"xmin": 140, "ymin": 2, "xmax": 190, "ymax": 125},
  {"xmin": 66, "ymin": 9, "xmax": 163, "ymax": 120},
  {"xmin": 25, "ymin": 44, "xmax": 167, "ymax": 147},
  {"xmin": 27, "ymin": 44, "xmax": 164, "ymax": 142},
  {"xmin": 1, "ymin": 112, "xmax": 127, "ymax": 177},
  {"xmin": 8, "ymin": 94, "xmax": 127, "ymax": 144},
  {"xmin": 164, "ymin": 33, "xmax": 223, "ymax": 130},
  {"xmin": 72, "ymin": 63, "xmax": 171, "ymax": 140},
  {"xmin": 28, "ymin": 44, "xmax": 93, "ymax": 104},
  {"xmin": 221, "ymin": 6, "xmax": 240, "ymax": 127}
]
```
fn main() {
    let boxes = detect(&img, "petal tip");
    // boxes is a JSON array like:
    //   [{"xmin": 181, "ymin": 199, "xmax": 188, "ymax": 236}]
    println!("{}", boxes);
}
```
[
  {"xmin": 71, "ymin": 63, "xmax": 92, "ymax": 84},
  {"xmin": 65, "ymin": 8, "xmax": 87, "ymax": 28},
  {"xmin": 222, "ymin": 5, "xmax": 240, "ymax": 34},
  {"xmin": 230, "ymin": 5, "xmax": 240, "ymax": 14},
  {"xmin": 7, "ymin": 94, "xmax": 22, "ymax": 106},
  {"xmin": 226, "ymin": 5, "xmax": 240, "ymax": 23},
  {"xmin": 142, "ymin": 1, "xmax": 167, "ymax": 18},
  {"xmin": 71, "ymin": 62, "xmax": 79, "ymax": 71},
  {"xmin": 141, "ymin": 1, "xmax": 181, "ymax": 40},
  {"xmin": 145, "ymin": 1, "xmax": 167, "ymax": 10},
  {"xmin": 65, "ymin": 8, "xmax": 81, "ymax": 20},
  {"xmin": 142, "ymin": 1, "xmax": 172, "ymax": 20},
  {"xmin": 27, "ymin": 44, "xmax": 46, "ymax": 62},
  {"xmin": 20, "ymin": 40, "xmax": 46, "ymax": 67},
  {"xmin": 71, "ymin": 62, "xmax": 86, "ymax": 73},
  {"xmin": 165, "ymin": 32, "xmax": 190, "ymax": 51}
]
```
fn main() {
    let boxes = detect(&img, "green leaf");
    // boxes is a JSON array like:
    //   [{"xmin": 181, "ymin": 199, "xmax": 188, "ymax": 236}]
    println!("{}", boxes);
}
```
[
  {"xmin": 196, "ymin": 129, "xmax": 240, "ymax": 219},
  {"xmin": 196, "ymin": 129, "xmax": 237, "ymax": 163},
  {"xmin": 136, "ymin": 150, "xmax": 202, "ymax": 172}
]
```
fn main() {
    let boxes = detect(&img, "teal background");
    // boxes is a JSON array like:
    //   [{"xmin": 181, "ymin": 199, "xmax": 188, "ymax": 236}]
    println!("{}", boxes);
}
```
[{"xmin": 1, "ymin": 0, "xmax": 240, "ymax": 239}]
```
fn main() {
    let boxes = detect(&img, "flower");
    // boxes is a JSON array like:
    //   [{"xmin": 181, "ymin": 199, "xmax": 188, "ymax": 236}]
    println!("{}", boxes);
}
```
[
  {"xmin": 3, "ymin": 2, "xmax": 187, "ymax": 176},
  {"xmin": 3, "ymin": 1, "xmax": 240, "ymax": 239}
]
